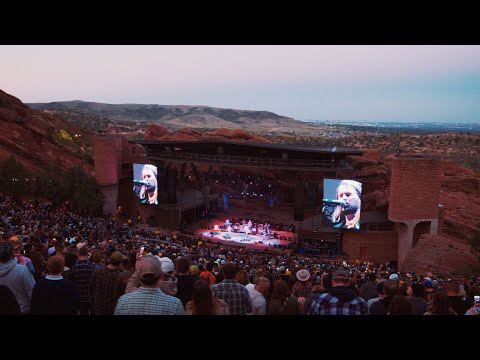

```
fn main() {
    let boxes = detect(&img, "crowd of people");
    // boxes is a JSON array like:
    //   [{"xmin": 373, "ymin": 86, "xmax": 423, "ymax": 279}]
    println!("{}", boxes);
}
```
[
  {"xmin": 197, "ymin": 171, "xmax": 278, "ymax": 201},
  {"xmin": 1, "ymin": 194, "xmax": 479, "ymax": 315}
]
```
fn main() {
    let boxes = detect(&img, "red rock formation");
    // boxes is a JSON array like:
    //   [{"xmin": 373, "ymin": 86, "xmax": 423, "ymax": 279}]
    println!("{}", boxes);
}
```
[
  {"xmin": 439, "ymin": 159, "xmax": 480, "ymax": 242},
  {"xmin": 345, "ymin": 153, "xmax": 480, "ymax": 273},
  {"xmin": 400, "ymin": 234, "xmax": 479, "ymax": 276},
  {"xmin": 172, "ymin": 129, "xmax": 203, "ymax": 141},
  {"xmin": 0, "ymin": 89, "xmax": 95, "ymax": 175},
  {"xmin": 360, "ymin": 149, "xmax": 381, "ymax": 161},
  {"xmin": 210, "ymin": 128, "xmax": 269, "ymax": 142},
  {"xmin": 144, "ymin": 124, "xmax": 170, "ymax": 140},
  {"xmin": 340, "ymin": 156, "xmax": 391, "ymax": 210},
  {"xmin": 143, "ymin": 124, "xmax": 270, "ymax": 143}
]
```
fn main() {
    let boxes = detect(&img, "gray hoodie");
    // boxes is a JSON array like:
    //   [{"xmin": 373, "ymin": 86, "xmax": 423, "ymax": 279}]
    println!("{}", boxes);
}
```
[{"xmin": 0, "ymin": 259, "xmax": 36, "ymax": 314}]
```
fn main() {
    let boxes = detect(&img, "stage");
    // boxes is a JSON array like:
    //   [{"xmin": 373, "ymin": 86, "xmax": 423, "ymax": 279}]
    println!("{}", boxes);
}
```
[
  {"xmin": 194, "ymin": 209, "xmax": 296, "ymax": 250},
  {"xmin": 199, "ymin": 229, "xmax": 292, "ymax": 249}
]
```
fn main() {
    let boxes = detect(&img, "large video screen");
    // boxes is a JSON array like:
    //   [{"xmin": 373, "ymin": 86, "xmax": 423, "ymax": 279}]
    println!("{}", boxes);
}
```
[
  {"xmin": 322, "ymin": 179, "xmax": 362, "ymax": 230},
  {"xmin": 133, "ymin": 163, "xmax": 158, "ymax": 205}
]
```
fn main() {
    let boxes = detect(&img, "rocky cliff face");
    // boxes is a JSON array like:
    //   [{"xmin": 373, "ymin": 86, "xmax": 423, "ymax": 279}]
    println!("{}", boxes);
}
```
[
  {"xmin": 439, "ymin": 159, "xmax": 480, "ymax": 243},
  {"xmin": 343, "ymin": 156, "xmax": 391, "ymax": 211},
  {"xmin": 0, "ymin": 90, "xmax": 95, "ymax": 175},
  {"xmin": 144, "ymin": 124, "xmax": 270, "ymax": 143},
  {"xmin": 400, "ymin": 234, "xmax": 479, "ymax": 276}
]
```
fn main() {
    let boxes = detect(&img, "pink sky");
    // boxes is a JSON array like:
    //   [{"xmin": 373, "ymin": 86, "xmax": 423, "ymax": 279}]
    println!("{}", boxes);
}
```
[{"xmin": 1, "ymin": 45, "xmax": 480, "ymax": 122}]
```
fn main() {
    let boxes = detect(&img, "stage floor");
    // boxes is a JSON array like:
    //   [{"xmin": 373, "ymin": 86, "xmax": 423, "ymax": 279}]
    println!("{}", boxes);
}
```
[{"xmin": 198, "ymin": 229, "xmax": 292, "ymax": 250}]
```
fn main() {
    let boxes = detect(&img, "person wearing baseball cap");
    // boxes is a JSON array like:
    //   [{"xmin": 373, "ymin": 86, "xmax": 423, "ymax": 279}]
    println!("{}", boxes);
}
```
[
  {"xmin": 125, "ymin": 254, "xmax": 178, "ymax": 296},
  {"xmin": 114, "ymin": 257, "xmax": 184, "ymax": 315},
  {"xmin": 89, "ymin": 251, "xmax": 126, "ymax": 315}
]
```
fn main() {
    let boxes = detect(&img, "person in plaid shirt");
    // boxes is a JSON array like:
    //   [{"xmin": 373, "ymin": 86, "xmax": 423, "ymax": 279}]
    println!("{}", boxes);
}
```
[
  {"xmin": 90, "ymin": 251, "xmax": 125, "ymax": 315},
  {"xmin": 211, "ymin": 262, "xmax": 252, "ymax": 315},
  {"xmin": 305, "ymin": 269, "xmax": 368, "ymax": 315},
  {"xmin": 71, "ymin": 245, "xmax": 97, "ymax": 315},
  {"xmin": 114, "ymin": 257, "xmax": 184, "ymax": 315}
]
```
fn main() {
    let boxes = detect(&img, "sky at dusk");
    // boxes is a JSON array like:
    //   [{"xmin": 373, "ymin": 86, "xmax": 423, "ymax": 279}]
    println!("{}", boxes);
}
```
[{"xmin": 1, "ymin": 45, "xmax": 480, "ymax": 123}]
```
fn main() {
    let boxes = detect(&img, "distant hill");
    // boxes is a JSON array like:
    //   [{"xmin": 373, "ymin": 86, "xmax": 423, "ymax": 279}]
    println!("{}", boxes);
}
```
[{"xmin": 27, "ymin": 101, "xmax": 313, "ymax": 132}]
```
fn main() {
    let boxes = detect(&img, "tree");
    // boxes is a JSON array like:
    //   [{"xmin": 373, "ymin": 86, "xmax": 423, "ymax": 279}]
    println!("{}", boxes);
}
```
[
  {"xmin": 35, "ymin": 175, "xmax": 69, "ymax": 206},
  {"xmin": 33, "ymin": 165, "xmax": 103, "ymax": 213},
  {"xmin": 469, "ymin": 223, "xmax": 480, "ymax": 262},
  {"xmin": 0, "ymin": 155, "xmax": 31, "ymax": 201},
  {"xmin": 65, "ymin": 166, "xmax": 104, "ymax": 215}
]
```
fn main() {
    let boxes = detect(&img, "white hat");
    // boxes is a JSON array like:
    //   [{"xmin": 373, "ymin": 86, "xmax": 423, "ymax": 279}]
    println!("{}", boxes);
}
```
[
  {"xmin": 155, "ymin": 256, "xmax": 175, "ymax": 274},
  {"xmin": 296, "ymin": 269, "xmax": 310, "ymax": 282}
]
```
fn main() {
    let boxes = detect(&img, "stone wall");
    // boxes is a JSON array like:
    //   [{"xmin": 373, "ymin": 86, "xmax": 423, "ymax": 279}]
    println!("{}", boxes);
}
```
[
  {"xmin": 342, "ymin": 230, "xmax": 398, "ymax": 264},
  {"xmin": 94, "ymin": 137, "xmax": 121, "ymax": 185},
  {"xmin": 389, "ymin": 157, "xmax": 441, "ymax": 221}
]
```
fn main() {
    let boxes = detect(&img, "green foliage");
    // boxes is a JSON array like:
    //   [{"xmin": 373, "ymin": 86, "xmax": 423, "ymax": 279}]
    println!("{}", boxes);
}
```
[
  {"xmin": 35, "ymin": 175, "xmax": 69, "ymax": 206},
  {"xmin": 0, "ymin": 155, "xmax": 31, "ymax": 200},
  {"xmin": 64, "ymin": 166, "xmax": 104, "ymax": 215},
  {"xmin": 52, "ymin": 128, "xmax": 73, "ymax": 142},
  {"xmin": 0, "ymin": 156, "xmax": 103, "ymax": 214},
  {"xmin": 38, "ymin": 166, "xmax": 104, "ymax": 213},
  {"xmin": 469, "ymin": 223, "xmax": 480, "ymax": 262},
  {"xmin": 83, "ymin": 153, "xmax": 94, "ymax": 166}
]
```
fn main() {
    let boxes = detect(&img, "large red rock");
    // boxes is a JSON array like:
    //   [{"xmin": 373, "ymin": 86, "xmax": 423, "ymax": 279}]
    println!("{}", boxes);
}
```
[
  {"xmin": 359, "ymin": 149, "xmax": 381, "ymax": 161},
  {"xmin": 401, "ymin": 234, "xmax": 479, "ymax": 276},
  {"xmin": 439, "ymin": 159, "xmax": 480, "ymax": 242},
  {"xmin": 173, "ymin": 129, "xmax": 203, "ymax": 141},
  {"xmin": 338, "ymin": 157, "xmax": 391, "ymax": 210},
  {"xmin": 201, "ymin": 128, "xmax": 270, "ymax": 143},
  {"xmin": 0, "ymin": 89, "xmax": 95, "ymax": 175},
  {"xmin": 143, "ymin": 124, "xmax": 270, "ymax": 143},
  {"xmin": 144, "ymin": 124, "xmax": 170, "ymax": 140}
]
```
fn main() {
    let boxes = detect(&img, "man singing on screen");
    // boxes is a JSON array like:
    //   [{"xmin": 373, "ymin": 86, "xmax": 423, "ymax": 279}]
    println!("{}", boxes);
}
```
[
  {"xmin": 331, "ymin": 180, "xmax": 361, "ymax": 230},
  {"xmin": 139, "ymin": 164, "xmax": 158, "ymax": 205}
]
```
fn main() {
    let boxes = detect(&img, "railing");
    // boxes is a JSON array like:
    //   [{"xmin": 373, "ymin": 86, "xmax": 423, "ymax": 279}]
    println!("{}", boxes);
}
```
[{"xmin": 147, "ymin": 151, "xmax": 349, "ymax": 170}]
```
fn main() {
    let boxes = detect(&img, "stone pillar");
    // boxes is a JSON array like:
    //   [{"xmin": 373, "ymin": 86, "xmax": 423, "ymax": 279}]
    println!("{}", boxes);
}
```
[{"xmin": 389, "ymin": 156, "xmax": 442, "ymax": 264}]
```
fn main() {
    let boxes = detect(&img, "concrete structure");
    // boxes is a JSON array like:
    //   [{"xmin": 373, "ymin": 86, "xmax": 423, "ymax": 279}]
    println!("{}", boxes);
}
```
[
  {"xmin": 388, "ymin": 155, "xmax": 441, "ymax": 265},
  {"xmin": 342, "ymin": 230, "xmax": 398, "ymax": 264},
  {"xmin": 129, "ymin": 140, "xmax": 367, "ymax": 231},
  {"xmin": 93, "ymin": 138, "xmax": 443, "ymax": 265},
  {"xmin": 94, "ymin": 137, "xmax": 121, "ymax": 216},
  {"xmin": 94, "ymin": 136, "xmax": 146, "ymax": 217}
]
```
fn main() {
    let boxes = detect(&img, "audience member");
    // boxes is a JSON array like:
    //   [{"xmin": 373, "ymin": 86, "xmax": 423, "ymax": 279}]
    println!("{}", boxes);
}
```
[
  {"xmin": 185, "ymin": 278, "xmax": 229, "ymax": 315},
  {"xmin": 211, "ymin": 262, "xmax": 252, "ymax": 315},
  {"xmin": 90, "ymin": 251, "xmax": 125, "ymax": 315},
  {"xmin": 306, "ymin": 269, "xmax": 368, "ymax": 315},
  {"xmin": 31, "ymin": 255, "xmax": 80, "ymax": 315},
  {"xmin": 115, "ymin": 257, "xmax": 184, "ymax": 315},
  {"xmin": 0, "ymin": 242, "xmax": 35, "ymax": 315},
  {"xmin": 268, "ymin": 279, "xmax": 300, "ymax": 315},
  {"xmin": 0, "ymin": 284, "xmax": 20, "ymax": 315}
]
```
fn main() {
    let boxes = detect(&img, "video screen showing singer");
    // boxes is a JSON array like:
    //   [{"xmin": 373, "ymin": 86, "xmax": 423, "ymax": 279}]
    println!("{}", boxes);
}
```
[
  {"xmin": 133, "ymin": 164, "xmax": 158, "ymax": 205},
  {"xmin": 322, "ymin": 179, "xmax": 362, "ymax": 230}
]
